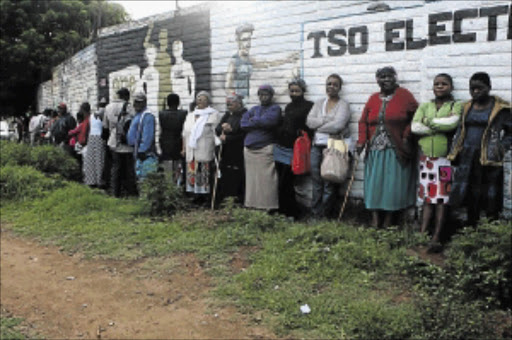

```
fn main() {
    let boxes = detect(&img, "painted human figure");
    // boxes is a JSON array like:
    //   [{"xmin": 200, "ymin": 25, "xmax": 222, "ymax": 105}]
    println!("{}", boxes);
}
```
[
  {"xmin": 171, "ymin": 40, "xmax": 196, "ymax": 111},
  {"xmin": 225, "ymin": 23, "xmax": 299, "ymax": 100}
]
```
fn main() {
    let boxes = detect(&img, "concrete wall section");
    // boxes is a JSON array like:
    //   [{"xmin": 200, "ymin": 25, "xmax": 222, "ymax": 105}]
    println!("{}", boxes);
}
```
[{"xmin": 48, "ymin": 44, "xmax": 98, "ymax": 117}]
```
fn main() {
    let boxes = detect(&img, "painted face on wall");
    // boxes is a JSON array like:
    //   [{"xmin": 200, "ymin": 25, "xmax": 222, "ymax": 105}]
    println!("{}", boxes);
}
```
[
  {"xmin": 238, "ymin": 32, "xmax": 252, "ymax": 57},
  {"xmin": 433, "ymin": 75, "xmax": 452, "ymax": 99},
  {"xmin": 196, "ymin": 95, "xmax": 209, "ymax": 109},
  {"xmin": 145, "ymin": 47, "xmax": 157, "ymax": 66},
  {"xmin": 469, "ymin": 80, "xmax": 491, "ymax": 102},
  {"xmin": 325, "ymin": 76, "xmax": 341, "ymax": 98},
  {"xmin": 172, "ymin": 40, "xmax": 183, "ymax": 58},
  {"xmin": 258, "ymin": 90, "xmax": 273, "ymax": 106}
]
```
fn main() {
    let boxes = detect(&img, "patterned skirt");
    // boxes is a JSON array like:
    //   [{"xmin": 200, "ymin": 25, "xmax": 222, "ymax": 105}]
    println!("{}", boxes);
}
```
[
  {"xmin": 418, "ymin": 155, "xmax": 452, "ymax": 204},
  {"xmin": 186, "ymin": 160, "xmax": 211, "ymax": 194},
  {"xmin": 83, "ymin": 135, "xmax": 105, "ymax": 186}
]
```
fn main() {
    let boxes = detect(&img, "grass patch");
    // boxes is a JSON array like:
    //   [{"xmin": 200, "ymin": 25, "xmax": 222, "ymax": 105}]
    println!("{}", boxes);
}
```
[{"xmin": 1, "ymin": 165, "xmax": 510, "ymax": 339}]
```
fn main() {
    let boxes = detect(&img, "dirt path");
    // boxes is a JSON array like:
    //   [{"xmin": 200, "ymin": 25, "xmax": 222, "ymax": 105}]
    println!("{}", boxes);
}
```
[{"xmin": 0, "ymin": 231, "xmax": 275, "ymax": 339}]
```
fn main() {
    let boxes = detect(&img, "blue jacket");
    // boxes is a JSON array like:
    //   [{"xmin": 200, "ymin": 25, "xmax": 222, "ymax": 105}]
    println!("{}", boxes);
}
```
[
  {"xmin": 241, "ymin": 104, "xmax": 281, "ymax": 149},
  {"xmin": 128, "ymin": 109, "xmax": 155, "ymax": 155}
]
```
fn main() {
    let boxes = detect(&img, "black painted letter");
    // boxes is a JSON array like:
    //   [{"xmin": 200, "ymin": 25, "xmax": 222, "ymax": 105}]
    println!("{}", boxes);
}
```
[
  {"xmin": 385, "ymin": 21, "xmax": 405, "ymax": 51},
  {"xmin": 429, "ymin": 12, "xmax": 453, "ymax": 45},
  {"xmin": 406, "ymin": 19, "xmax": 427, "ymax": 50},
  {"xmin": 348, "ymin": 26, "xmax": 369, "ymax": 54},
  {"xmin": 480, "ymin": 5, "xmax": 510, "ymax": 41},
  {"xmin": 307, "ymin": 31, "xmax": 327, "ymax": 58},
  {"xmin": 453, "ymin": 9, "xmax": 478, "ymax": 43},
  {"xmin": 328, "ymin": 29, "xmax": 347, "ymax": 57}
]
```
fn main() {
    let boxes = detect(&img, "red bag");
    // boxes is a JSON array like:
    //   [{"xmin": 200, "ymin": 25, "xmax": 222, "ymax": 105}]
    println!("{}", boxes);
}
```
[{"xmin": 292, "ymin": 130, "xmax": 311, "ymax": 175}]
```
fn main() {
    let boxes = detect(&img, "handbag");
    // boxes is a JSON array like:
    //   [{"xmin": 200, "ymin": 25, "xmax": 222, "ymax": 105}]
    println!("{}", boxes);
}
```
[
  {"xmin": 292, "ymin": 130, "xmax": 311, "ymax": 175},
  {"xmin": 320, "ymin": 138, "xmax": 350, "ymax": 183}
]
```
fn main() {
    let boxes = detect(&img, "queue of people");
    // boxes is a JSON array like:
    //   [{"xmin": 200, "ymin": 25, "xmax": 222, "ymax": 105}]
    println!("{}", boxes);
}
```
[{"xmin": 16, "ymin": 69, "xmax": 511, "ymax": 253}]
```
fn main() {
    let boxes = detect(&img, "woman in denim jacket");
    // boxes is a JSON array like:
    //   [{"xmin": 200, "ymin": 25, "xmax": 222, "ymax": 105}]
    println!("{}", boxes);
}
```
[{"xmin": 448, "ymin": 72, "xmax": 511, "ymax": 226}]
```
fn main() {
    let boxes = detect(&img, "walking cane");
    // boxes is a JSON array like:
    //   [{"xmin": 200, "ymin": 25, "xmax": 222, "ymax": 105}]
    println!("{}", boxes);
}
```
[
  {"xmin": 338, "ymin": 147, "xmax": 365, "ymax": 221},
  {"xmin": 211, "ymin": 143, "xmax": 223, "ymax": 210}
]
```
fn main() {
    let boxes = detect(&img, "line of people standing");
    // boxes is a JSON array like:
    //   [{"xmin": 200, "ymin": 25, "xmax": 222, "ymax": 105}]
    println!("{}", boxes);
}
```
[{"xmin": 37, "ymin": 69, "xmax": 510, "ymax": 245}]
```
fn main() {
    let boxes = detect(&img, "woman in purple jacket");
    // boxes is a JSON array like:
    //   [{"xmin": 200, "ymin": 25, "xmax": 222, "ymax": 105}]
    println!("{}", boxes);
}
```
[{"xmin": 241, "ymin": 85, "xmax": 282, "ymax": 210}]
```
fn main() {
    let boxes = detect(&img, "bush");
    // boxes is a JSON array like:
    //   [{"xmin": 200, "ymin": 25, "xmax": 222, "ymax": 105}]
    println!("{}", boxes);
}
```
[
  {"xmin": 445, "ymin": 221, "xmax": 511, "ymax": 309},
  {"xmin": 0, "ymin": 141, "xmax": 80, "ymax": 180},
  {"xmin": 0, "ymin": 165, "xmax": 65, "ymax": 202},
  {"xmin": 138, "ymin": 171, "xmax": 186, "ymax": 216},
  {"xmin": 30, "ymin": 145, "xmax": 80, "ymax": 180},
  {"xmin": 404, "ymin": 220, "xmax": 512, "ymax": 339},
  {"xmin": 0, "ymin": 141, "xmax": 31, "ymax": 167}
]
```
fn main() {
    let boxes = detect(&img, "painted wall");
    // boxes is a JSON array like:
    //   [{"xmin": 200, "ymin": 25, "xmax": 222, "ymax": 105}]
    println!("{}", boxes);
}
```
[
  {"xmin": 37, "ymin": 0, "xmax": 511, "ymax": 207},
  {"xmin": 210, "ymin": 0, "xmax": 511, "ymax": 200},
  {"xmin": 96, "ymin": 8, "xmax": 210, "ymax": 113}
]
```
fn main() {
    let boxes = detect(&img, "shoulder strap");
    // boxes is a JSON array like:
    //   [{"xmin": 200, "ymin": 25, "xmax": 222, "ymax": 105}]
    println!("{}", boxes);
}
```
[{"xmin": 118, "ymin": 102, "xmax": 129, "ymax": 122}]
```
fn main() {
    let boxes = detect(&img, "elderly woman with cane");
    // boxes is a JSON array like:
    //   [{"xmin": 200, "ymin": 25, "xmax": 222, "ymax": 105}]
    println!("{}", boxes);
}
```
[{"xmin": 182, "ymin": 91, "xmax": 221, "ymax": 204}]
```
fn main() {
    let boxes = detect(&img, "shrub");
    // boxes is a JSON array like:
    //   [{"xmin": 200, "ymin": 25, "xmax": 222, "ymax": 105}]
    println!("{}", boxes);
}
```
[
  {"xmin": 30, "ymin": 145, "xmax": 80, "ymax": 180},
  {"xmin": 0, "ymin": 141, "xmax": 80, "ymax": 180},
  {"xmin": 0, "ymin": 165, "xmax": 65, "ymax": 202},
  {"xmin": 445, "ymin": 220, "xmax": 512, "ymax": 309},
  {"xmin": 138, "ymin": 171, "xmax": 186, "ymax": 216},
  {"xmin": 0, "ymin": 141, "xmax": 31, "ymax": 167}
]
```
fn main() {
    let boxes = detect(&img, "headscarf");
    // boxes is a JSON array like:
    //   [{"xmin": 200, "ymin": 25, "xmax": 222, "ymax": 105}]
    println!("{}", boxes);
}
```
[
  {"xmin": 188, "ymin": 106, "xmax": 216, "ymax": 149},
  {"xmin": 257, "ymin": 84, "xmax": 275, "ymax": 96},
  {"xmin": 375, "ymin": 66, "xmax": 397, "ymax": 78}
]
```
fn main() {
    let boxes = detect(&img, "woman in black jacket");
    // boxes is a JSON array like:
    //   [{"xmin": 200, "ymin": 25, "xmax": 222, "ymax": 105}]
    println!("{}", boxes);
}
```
[
  {"xmin": 214, "ymin": 93, "xmax": 247, "ymax": 205},
  {"xmin": 274, "ymin": 79, "xmax": 314, "ymax": 219}
]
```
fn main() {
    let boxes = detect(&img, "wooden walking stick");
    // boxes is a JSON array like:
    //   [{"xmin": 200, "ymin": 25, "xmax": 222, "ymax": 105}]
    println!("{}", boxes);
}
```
[
  {"xmin": 211, "ymin": 143, "xmax": 223, "ymax": 210},
  {"xmin": 338, "ymin": 147, "xmax": 365, "ymax": 221}
]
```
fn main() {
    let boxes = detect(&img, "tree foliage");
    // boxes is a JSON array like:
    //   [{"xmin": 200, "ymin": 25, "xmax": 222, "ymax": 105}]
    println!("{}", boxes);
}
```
[{"xmin": 0, "ymin": 0, "xmax": 128, "ymax": 115}]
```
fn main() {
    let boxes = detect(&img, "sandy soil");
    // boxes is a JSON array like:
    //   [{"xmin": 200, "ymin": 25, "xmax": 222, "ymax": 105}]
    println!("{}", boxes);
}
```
[{"xmin": 0, "ymin": 231, "xmax": 276, "ymax": 339}]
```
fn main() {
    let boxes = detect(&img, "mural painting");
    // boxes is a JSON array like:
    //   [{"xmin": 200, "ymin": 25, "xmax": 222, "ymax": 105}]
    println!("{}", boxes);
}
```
[
  {"xmin": 225, "ymin": 23, "xmax": 299, "ymax": 102},
  {"xmin": 97, "ymin": 10, "xmax": 210, "ymax": 113}
]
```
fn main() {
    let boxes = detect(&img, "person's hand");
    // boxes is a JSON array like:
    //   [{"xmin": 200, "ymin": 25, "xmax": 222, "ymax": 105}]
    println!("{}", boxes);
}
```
[
  {"xmin": 356, "ymin": 144, "xmax": 365, "ymax": 155},
  {"xmin": 180, "ymin": 149, "xmax": 185, "ymax": 157},
  {"xmin": 220, "ymin": 134, "xmax": 226, "ymax": 142},
  {"xmin": 222, "ymin": 123, "xmax": 232, "ymax": 133}
]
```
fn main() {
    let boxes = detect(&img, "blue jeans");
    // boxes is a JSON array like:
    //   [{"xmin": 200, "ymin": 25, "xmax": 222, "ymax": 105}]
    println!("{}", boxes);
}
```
[{"xmin": 311, "ymin": 145, "xmax": 337, "ymax": 217}]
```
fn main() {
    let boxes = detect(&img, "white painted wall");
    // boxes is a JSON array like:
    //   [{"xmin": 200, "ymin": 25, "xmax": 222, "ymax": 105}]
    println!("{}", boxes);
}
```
[{"xmin": 210, "ymin": 0, "xmax": 511, "ymax": 198}]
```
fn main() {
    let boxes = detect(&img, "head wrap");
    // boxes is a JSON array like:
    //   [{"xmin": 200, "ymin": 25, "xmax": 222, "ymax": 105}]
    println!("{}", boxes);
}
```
[
  {"xmin": 257, "ymin": 84, "xmax": 275, "ymax": 96},
  {"xmin": 196, "ymin": 91, "xmax": 211, "ymax": 104},
  {"xmin": 470, "ymin": 72, "xmax": 491, "ymax": 88},
  {"xmin": 376, "ymin": 66, "xmax": 397, "ymax": 78},
  {"xmin": 226, "ymin": 93, "xmax": 244, "ymax": 105},
  {"xmin": 288, "ymin": 78, "xmax": 307, "ymax": 92}
]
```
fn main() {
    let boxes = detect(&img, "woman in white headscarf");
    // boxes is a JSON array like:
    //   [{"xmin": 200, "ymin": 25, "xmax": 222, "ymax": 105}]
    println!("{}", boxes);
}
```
[{"xmin": 182, "ymin": 91, "xmax": 221, "ymax": 200}]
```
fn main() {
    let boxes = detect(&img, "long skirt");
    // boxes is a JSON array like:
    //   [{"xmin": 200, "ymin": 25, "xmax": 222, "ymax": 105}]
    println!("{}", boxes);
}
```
[
  {"xmin": 244, "ymin": 144, "xmax": 278, "ymax": 210},
  {"xmin": 364, "ymin": 148, "xmax": 416, "ymax": 211},
  {"xmin": 186, "ymin": 160, "xmax": 211, "ymax": 194},
  {"xmin": 83, "ymin": 135, "xmax": 105, "ymax": 186}
]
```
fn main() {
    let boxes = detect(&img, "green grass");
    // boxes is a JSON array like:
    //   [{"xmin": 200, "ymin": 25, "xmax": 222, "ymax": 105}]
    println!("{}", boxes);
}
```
[
  {"xmin": 1, "ymin": 165, "xmax": 510, "ymax": 339},
  {"xmin": 0, "ymin": 316, "xmax": 26, "ymax": 340}
]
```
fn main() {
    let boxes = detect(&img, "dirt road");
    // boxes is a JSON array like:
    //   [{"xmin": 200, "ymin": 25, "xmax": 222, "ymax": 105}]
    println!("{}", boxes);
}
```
[{"xmin": 1, "ymin": 231, "xmax": 275, "ymax": 339}]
